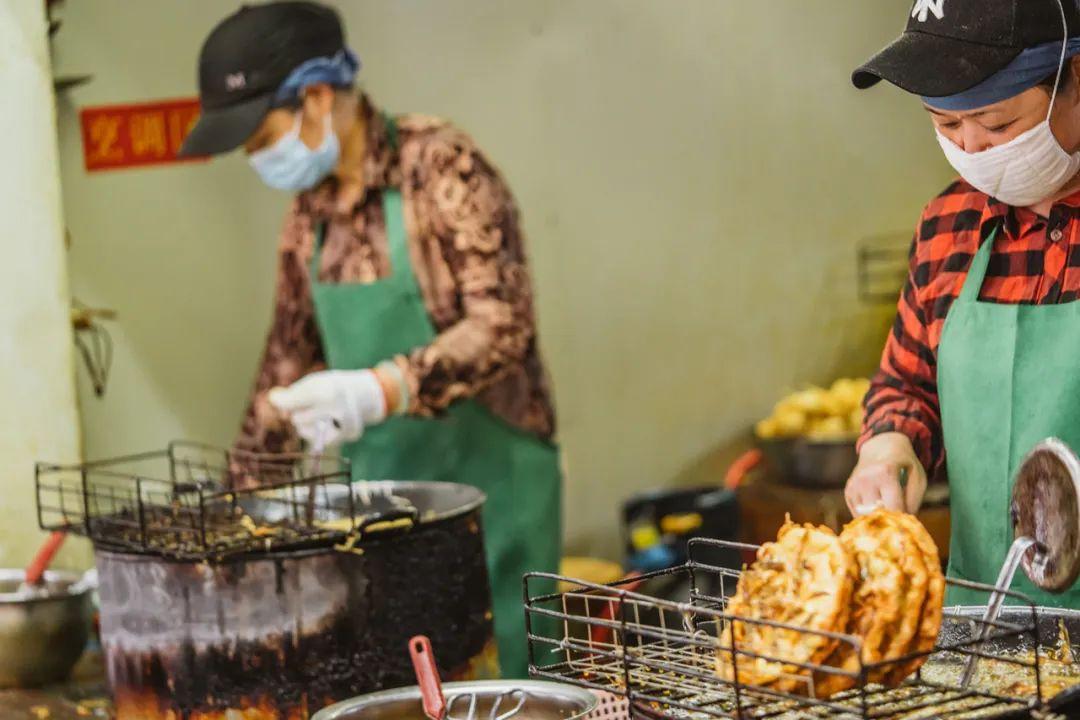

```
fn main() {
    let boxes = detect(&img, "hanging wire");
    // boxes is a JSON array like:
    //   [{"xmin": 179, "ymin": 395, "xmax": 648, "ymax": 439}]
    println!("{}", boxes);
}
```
[{"xmin": 72, "ymin": 299, "xmax": 115, "ymax": 398}]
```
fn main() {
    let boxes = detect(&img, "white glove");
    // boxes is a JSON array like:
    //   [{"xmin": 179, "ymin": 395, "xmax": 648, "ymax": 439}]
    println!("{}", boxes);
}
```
[{"xmin": 268, "ymin": 370, "xmax": 387, "ymax": 448}]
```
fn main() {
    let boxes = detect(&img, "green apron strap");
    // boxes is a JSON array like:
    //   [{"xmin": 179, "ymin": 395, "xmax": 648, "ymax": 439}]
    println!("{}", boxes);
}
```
[
  {"xmin": 383, "ymin": 189, "xmax": 419, "ymax": 288},
  {"xmin": 956, "ymin": 226, "xmax": 999, "ymax": 304},
  {"xmin": 310, "ymin": 221, "xmax": 327, "ymax": 280},
  {"xmin": 310, "ymin": 112, "xmax": 404, "ymax": 286},
  {"xmin": 380, "ymin": 106, "xmax": 416, "ymax": 287},
  {"xmin": 382, "ymin": 112, "xmax": 399, "ymax": 152},
  {"xmin": 379, "ymin": 112, "xmax": 411, "ymax": 282}
]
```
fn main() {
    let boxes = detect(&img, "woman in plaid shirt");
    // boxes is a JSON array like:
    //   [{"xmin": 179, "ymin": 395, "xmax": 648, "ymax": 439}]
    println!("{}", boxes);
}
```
[{"xmin": 848, "ymin": 0, "xmax": 1080, "ymax": 606}]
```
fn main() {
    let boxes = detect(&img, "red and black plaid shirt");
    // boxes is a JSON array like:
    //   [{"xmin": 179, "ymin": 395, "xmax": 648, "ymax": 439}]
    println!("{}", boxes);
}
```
[{"xmin": 861, "ymin": 179, "xmax": 1080, "ymax": 481}]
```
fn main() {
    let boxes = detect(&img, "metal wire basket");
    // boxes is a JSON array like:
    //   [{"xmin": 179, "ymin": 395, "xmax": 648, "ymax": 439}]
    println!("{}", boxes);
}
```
[
  {"xmin": 524, "ymin": 538, "xmax": 1051, "ymax": 720},
  {"xmin": 35, "ymin": 441, "xmax": 361, "ymax": 561}
]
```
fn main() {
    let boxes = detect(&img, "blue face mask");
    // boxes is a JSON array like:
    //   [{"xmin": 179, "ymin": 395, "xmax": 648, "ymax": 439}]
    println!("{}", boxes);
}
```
[{"xmin": 249, "ymin": 114, "xmax": 339, "ymax": 192}]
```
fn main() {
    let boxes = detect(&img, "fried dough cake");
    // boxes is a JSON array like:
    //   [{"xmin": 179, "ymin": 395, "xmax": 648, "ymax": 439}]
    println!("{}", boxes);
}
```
[
  {"xmin": 868, "ymin": 510, "xmax": 928, "ymax": 684},
  {"xmin": 720, "ymin": 510, "xmax": 946, "ymax": 699},
  {"xmin": 813, "ymin": 510, "xmax": 913, "ymax": 697},
  {"xmin": 720, "ymin": 519, "xmax": 857, "ymax": 693},
  {"xmin": 882, "ymin": 511, "xmax": 945, "ymax": 686}
]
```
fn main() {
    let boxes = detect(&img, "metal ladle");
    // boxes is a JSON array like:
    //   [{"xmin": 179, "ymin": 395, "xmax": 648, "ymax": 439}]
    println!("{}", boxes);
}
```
[{"xmin": 961, "ymin": 437, "xmax": 1080, "ymax": 687}]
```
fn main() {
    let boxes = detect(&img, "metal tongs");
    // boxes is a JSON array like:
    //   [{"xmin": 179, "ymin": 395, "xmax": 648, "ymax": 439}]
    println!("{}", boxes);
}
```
[
  {"xmin": 303, "ymin": 419, "xmax": 336, "ymax": 525},
  {"xmin": 409, "ymin": 635, "xmax": 527, "ymax": 720},
  {"xmin": 961, "ymin": 437, "xmax": 1080, "ymax": 687},
  {"xmin": 960, "ymin": 536, "xmax": 1040, "ymax": 686}
]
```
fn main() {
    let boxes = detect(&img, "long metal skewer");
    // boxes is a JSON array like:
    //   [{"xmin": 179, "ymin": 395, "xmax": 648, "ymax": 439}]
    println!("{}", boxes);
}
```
[
  {"xmin": 960, "ymin": 535, "xmax": 1039, "ymax": 687},
  {"xmin": 304, "ymin": 419, "xmax": 335, "ymax": 525}
]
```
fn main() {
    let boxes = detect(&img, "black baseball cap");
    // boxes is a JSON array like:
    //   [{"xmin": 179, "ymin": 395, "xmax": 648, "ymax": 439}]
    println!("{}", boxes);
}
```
[
  {"xmin": 179, "ymin": 1, "xmax": 346, "ymax": 157},
  {"xmin": 853, "ymin": 0, "xmax": 1080, "ymax": 97}
]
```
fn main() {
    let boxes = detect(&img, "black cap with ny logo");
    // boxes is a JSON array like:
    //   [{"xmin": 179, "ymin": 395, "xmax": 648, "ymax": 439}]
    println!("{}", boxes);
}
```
[
  {"xmin": 179, "ymin": 1, "xmax": 346, "ymax": 158},
  {"xmin": 853, "ymin": 0, "xmax": 1080, "ymax": 97}
]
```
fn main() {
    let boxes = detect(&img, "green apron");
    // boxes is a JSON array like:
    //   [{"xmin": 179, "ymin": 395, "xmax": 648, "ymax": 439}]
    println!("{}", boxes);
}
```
[
  {"xmin": 939, "ymin": 224, "xmax": 1080, "ymax": 608},
  {"xmin": 307, "ymin": 122, "xmax": 562, "ymax": 678}
]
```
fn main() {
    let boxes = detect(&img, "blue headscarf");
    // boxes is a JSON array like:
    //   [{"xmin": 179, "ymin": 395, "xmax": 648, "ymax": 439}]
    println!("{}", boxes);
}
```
[
  {"xmin": 922, "ymin": 38, "xmax": 1080, "ymax": 111},
  {"xmin": 272, "ymin": 48, "xmax": 361, "ymax": 106}
]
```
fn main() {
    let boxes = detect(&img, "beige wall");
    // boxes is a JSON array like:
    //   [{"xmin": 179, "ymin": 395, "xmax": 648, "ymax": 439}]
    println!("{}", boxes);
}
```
[
  {"xmin": 0, "ymin": 0, "xmax": 86, "ymax": 570},
  {"xmin": 51, "ymin": 1, "xmax": 951, "ymax": 559}
]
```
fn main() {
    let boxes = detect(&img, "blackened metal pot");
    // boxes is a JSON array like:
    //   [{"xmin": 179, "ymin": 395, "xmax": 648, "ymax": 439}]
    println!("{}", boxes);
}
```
[{"xmin": 96, "ymin": 481, "xmax": 496, "ymax": 720}]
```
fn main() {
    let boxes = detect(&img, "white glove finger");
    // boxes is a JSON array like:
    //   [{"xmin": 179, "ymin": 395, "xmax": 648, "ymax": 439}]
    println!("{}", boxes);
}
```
[
  {"xmin": 293, "ymin": 418, "xmax": 323, "ymax": 445},
  {"xmin": 268, "ymin": 385, "xmax": 314, "ymax": 414},
  {"xmin": 292, "ymin": 410, "xmax": 342, "ymax": 445},
  {"xmin": 295, "ymin": 418, "xmax": 347, "ymax": 449},
  {"xmin": 291, "ymin": 408, "xmax": 339, "ymax": 430},
  {"xmin": 269, "ymin": 373, "xmax": 337, "ymax": 413},
  {"xmin": 335, "ymin": 413, "xmax": 364, "ymax": 444}
]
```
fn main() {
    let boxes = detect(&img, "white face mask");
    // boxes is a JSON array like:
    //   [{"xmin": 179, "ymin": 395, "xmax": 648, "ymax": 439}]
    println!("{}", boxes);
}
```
[
  {"xmin": 936, "ymin": 118, "xmax": 1080, "ymax": 208},
  {"xmin": 935, "ymin": 0, "xmax": 1080, "ymax": 208},
  {"xmin": 249, "ymin": 114, "xmax": 340, "ymax": 192}
]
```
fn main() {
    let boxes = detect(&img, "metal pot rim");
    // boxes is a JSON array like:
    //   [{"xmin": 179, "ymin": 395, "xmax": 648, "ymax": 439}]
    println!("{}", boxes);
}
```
[
  {"xmin": 946, "ymin": 604, "xmax": 1080, "ymax": 620},
  {"xmin": 90, "ymin": 480, "xmax": 486, "ymax": 562},
  {"xmin": 354, "ymin": 480, "xmax": 487, "ymax": 521},
  {"xmin": 312, "ymin": 679, "xmax": 598, "ymax": 720},
  {"xmin": 0, "ymin": 568, "xmax": 93, "ymax": 603}
]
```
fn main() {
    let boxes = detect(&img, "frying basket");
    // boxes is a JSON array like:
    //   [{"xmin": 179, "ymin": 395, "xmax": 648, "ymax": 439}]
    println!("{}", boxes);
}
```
[
  {"xmin": 34, "ymin": 441, "xmax": 358, "ymax": 561},
  {"xmin": 525, "ymin": 537, "xmax": 1050, "ymax": 720}
]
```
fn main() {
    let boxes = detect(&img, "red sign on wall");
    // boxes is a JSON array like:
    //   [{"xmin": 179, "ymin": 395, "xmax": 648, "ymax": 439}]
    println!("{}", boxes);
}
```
[{"xmin": 79, "ymin": 98, "xmax": 207, "ymax": 172}]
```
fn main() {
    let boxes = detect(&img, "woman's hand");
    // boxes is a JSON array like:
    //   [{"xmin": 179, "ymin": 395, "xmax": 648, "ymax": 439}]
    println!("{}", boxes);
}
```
[{"xmin": 845, "ymin": 432, "xmax": 928, "ymax": 515}]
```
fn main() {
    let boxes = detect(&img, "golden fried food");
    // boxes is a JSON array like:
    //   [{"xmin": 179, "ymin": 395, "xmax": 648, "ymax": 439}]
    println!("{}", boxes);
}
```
[
  {"xmin": 722, "ymin": 510, "xmax": 946, "ymax": 700},
  {"xmin": 813, "ymin": 511, "xmax": 911, "ymax": 697},
  {"xmin": 772, "ymin": 407, "xmax": 808, "ymax": 437},
  {"xmin": 720, "ymin": 519, "xmax": 857, "ymax": 693},
  {"xmin": 882, "ymin": 511, "xmax": 945, "ymax": 686},
  {"xmin": 807, "ymin": 415, "xmax": 849, "ymax": 440},
  {"xmin": 786, "ymin": 387, "xmax": 831, "ymax": 415},
  {"xmin": 847, "ymin": 407, "xmax": 864, "ymax": 434},
  {"xmin": 872, "ymin": 512, "xmax": 928, "ymax": 683},
  {"xmin": 755, "ymin": 378, "xmax": 870, "ymax": 441},
  {"xmin": 755, "ymin": 417, "xmax": 779, "ymax": 439}
]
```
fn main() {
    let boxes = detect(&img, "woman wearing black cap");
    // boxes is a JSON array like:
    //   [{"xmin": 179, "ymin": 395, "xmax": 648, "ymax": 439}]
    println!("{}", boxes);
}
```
[
  {"xmin": 846, "ymin": 0, "xmax": 1080, "ymax": 608},
  {"xmin": 179, "ymin": 2, "xmax": 561, "ymax": 677}
]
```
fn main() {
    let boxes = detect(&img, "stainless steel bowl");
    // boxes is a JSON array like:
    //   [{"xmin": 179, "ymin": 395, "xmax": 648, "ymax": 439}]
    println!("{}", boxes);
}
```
[
  {"xmin": 0, "ymin": 568, "xmax": 94, "ymax": 688},
  {"xmin": 312, "ymin": 679, "xmax": 598, "ymax": 720},
  {"xmin": 758, "ymin": 437, "xmax": 857, "ymax": 488}
]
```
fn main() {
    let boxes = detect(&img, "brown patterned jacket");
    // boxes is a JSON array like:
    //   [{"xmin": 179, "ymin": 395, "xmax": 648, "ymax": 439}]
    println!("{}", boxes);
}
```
[{"xmin": 235, "ymin": 95, "xmax": 556, "ymax": 456}]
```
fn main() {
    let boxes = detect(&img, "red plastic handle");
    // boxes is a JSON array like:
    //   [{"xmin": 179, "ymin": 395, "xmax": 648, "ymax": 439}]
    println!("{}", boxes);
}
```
[
  {"xmin": 409, "ymin": 635, "xmax": 446, "ymax": 720},
  {"xmin": 724, "ymin": 449, "xmax": 763, "ymax": 490},
  {"xmin": 590, "ymin": 573, "xmax": 645, "ymax": 647},
  {"xmin": 25, "ymin": 531, "xmax": 66, "ymax": 586}
]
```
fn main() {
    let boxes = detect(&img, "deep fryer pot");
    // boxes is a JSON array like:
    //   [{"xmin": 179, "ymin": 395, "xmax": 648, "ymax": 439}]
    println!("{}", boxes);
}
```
[{"xmin": 97, "ymin": 481, "xmax": 497, "ymax": 720}]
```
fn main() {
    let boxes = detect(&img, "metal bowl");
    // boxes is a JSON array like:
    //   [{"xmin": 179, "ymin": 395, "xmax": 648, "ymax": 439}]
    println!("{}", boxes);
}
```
[
  {"xmin": 758, "ymin": 437, "xmax": 857, "ymax": 488},
  {"xmin": 0, "ymin": 568, "xmax": 93, "ymax": 688},
  {"xmin": 312, "ymin": 679, "xmax": 598, "ymax": 720}
]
